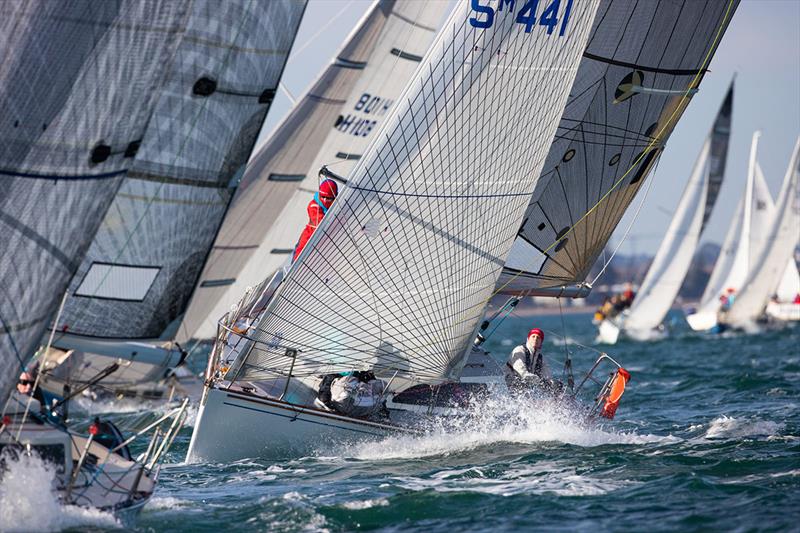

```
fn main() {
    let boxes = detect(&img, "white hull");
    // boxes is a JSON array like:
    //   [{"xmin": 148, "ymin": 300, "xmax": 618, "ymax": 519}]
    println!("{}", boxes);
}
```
[
  {"xmin": 686, "ymin": 310, "xmax": 719, "ymax": 332},
  {"xmin": 187, "ymin": 387, "xmax": 403, "ymax": 462},
  {"xmin": 597, "ymin": 319, "xmax": 621, "ymax": 344},
  {"xmin": 766, "ymin": 302, "xmax": 800, "ymax": 322},
  {"xmin": 625, "ymin": 326, "xmax": 668, "ymax": 342}
]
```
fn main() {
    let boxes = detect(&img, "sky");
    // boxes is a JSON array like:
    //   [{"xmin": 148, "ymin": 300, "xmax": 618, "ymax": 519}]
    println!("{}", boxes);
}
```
[{"xmin": 256, "ymin": 0, "xmax": 800, "ymax": 256}]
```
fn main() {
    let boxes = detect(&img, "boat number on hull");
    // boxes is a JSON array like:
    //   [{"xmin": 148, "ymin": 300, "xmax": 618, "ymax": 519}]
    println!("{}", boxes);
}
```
[{"xmin": 469, "ymin": 0, "xmax": 574, "ymax": 36}]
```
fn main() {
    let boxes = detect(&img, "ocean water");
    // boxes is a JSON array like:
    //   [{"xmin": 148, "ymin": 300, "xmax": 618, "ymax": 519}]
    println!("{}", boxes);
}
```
[{"xmin": 4, "ymin": 312, "xmax": 799, "ymax": 532}]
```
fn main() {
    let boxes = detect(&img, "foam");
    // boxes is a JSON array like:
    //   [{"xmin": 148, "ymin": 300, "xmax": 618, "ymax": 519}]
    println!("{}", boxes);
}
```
[
  {"xmin": 704, "ymin": 415, "xmax": 784, "ymax": 439},
  {"xmin": 0, "ymin": 451, "xmax": 118, "ymax": 532},
  {"xmin": 341, "ymin": 498, "xmax": 389, "ymax": 510}
]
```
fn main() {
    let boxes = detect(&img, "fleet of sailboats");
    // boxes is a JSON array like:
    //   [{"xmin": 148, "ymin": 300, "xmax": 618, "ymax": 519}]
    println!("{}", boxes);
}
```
[{"xmin": 6, "ymin": 0, "xmax": 800, "ymax": 524}]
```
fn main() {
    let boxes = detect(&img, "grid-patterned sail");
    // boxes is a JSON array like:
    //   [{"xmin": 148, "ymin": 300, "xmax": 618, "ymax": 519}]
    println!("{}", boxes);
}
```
[
  {"xmin": 727, "ymin": 138, "xmax": 800, "ymax": 326},
  {"xmin": 55, "ymin": 0, "xmax": 306, "ymax": 341},
  {"xmin": 180, "ymin": 0, "xmax": 448, "ymax": 342},
  {"xmin": 0, "ymin": 1, "xmax": 190, "ymax": 401},
  {"xmin": 624, "ymin": 84, "xmax": 733, "ymax": 333},
  {"xmin": 497, "ymin": 0, "xmax": 739, "ymax": 295},
  {"xmin": 229, "ymin": 0, "xmax": 601, "ymax": 385}
]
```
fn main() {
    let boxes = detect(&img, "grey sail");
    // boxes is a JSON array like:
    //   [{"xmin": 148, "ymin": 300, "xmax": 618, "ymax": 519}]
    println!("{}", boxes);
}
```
[
  {"xmin": 55, "ymin": 0, "xmax": 306, "ymax": 349},
  {"xmin": 497, "ymin": 0, "xmax": 740, "ymax": 295},
  {"xmin": 228, "ymin": 0, "xmax": 601, "ymax": 386},
  {"xmin": 0, "ymin": 1, "xmax": 192, "ymax": 401},
  {"xmin": 179, "ymin": 0, "xmax": 449, "ymax": 342}
]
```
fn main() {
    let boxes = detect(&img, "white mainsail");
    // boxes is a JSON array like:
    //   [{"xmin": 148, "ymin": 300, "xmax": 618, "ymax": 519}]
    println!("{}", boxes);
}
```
[
  {"xmin": 180, "ymin": 0, "xmax": 449, "ymax": 342},
  {"xmin": 623, "ymin": 84, "xmax": 733, "ymax": 335},
  {"xmin": 725, "ymin": 138, "xmax": 800, "ymax": 327},
  {"xmin": 496, "ymin": 0, "xmax": 740, "ymax": 295},
  {"xmin": 775, "ymin": 258, "xmax": 800, "ymax": 301},
  {"xmin": 0, "ymin": 0, "xmax": 193, "ymax": 402},
  {"xmin": 686, "ymin": 132, "xmax": 776, "ymax": 330},
  {"xmin": 228, "ymin": 0, "xmax": 602, "ymax": 386}
]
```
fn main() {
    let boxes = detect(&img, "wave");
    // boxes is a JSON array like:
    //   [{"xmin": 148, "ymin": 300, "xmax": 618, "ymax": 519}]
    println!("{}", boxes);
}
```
[{"xmin": 704, "ymin": 415, "xmax": 784, "ymax": 439}]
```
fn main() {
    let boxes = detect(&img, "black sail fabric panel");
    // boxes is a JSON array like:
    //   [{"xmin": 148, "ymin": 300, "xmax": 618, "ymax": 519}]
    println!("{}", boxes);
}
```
[
  {"xmin": 178, "ymin": 0, "xmax": 448, "ymax": 342},
  {"xmin": 0, "ymin": 0, "xmax": 190, "ymax": 401},
  {"xmin": 57, "ymin": 0, "xmax": 306, "ymax": 340},
  {"xmin": 497, "ymin": 0, "xmax": 740, "ymax": 294},
  {"xmin": 702, "ymin": 82, "xmax": 733, "ymax": 231}
]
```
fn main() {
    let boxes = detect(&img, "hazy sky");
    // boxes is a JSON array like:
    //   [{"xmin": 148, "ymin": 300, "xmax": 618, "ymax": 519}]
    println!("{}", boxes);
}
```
[{"xmin": 257, "ymin": 0, "xmax": 800, "ymax": 256}]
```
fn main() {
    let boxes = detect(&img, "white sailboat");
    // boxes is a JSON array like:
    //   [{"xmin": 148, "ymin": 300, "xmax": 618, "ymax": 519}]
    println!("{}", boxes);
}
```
[
  {"xmin": 685, "ymin": 132, "xmax": 776, "ymax": 332},
  {"xmin": 179, "ymin": 0, "xmax": 450, "ymax": 343},
  {"xmin": 723, "ymin": 138, "xmax": 800, "ymax": 330},
  {"xmin": 596, "ymin": 83, "xmax": 734, "ymax": 344},
  {"xmin": 765, "ymin": 259, "xmax": 800, "ymax": 321},
  {"xmin": 187, "ymin": 0, "xmax": 740, "ymax": 462},
  {"xmin": 0, "ymin": 0, "xmax": 194, "ymax": 521},
  {"xmin": 37, "ymin": 0, "xmax": 308, "ymax": 404}
]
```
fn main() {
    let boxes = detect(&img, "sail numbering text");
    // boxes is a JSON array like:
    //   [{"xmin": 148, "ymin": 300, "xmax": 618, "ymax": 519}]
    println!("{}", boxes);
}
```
[{"xmin": 469, "ymin": 0, "xmax": 574, "ymax": 36}]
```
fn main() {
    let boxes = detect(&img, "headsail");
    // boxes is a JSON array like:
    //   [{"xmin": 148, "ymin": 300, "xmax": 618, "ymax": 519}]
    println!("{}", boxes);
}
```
[
  {"xmin": 0, "ymin": 1, "xmax": 191, "ymax": 401},
  {"xmin": 497, "ymin": 0, "xmax": 740, "ymax": 295},
  {"xmin": 726, "ymin": 138, "xmax": 800, "ymax": 326},
  {"xmin": 228, "ymin": 0, "xmax": 602, "ymax": 386},
  {"xmin": 54, "ymin": 1, "xmax": 306, "ymax": 343},
  {"xmin": 623, "ymin": 84, "xmax": 733, "ymax": 333},
  {"xmin": 180, "ymin": 0, "xmax": 449, "ymax": 342}
]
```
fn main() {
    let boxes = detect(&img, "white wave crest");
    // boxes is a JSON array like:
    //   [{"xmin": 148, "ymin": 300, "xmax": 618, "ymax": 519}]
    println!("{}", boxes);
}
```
[
  {"xmin": 704, "ymin": 415, "xmax": 784, "ymax": 439},
  {"xmin": 0, "ymin": 451, "xmax": 118, "ymax": 532},
  {"xmin": 341, "ymin": 498, "xmax": 389, "ymax": 510}
]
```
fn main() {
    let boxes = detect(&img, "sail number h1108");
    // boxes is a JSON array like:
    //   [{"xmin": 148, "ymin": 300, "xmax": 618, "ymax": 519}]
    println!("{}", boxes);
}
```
[{"xmin": 469, "ymin": 0, "xmax": 574, "ymax": 36}]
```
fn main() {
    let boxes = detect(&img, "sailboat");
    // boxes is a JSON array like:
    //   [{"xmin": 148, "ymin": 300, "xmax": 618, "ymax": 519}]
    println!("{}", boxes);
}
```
[
  {"xmin": 180, "ymin": 0, "xmax": 450, "ymax": 343},
  {"xmin": 37, "ymin": 0, "xmax": 308, "ymax": 405},
  {"xmin": 596, "ymin": 83, "xmax": 734, "ymax": 344},
  {"xmin": 765, "ymin": 259, "xmax": 800, "ymax": 321},
  {"xmin": 722, "ymin": 138, "xmax": 800, "ymax": 330},
  {"xmin": 186, "ymin": 0, "xmax": 739, "ymax": 462},
  {"xmin": 0, "ymin": 0, "xmax": 194, "ymax": 521},
  {"xmin": 686, "ymin": 132, "xmax": 780, "ymax": 332}
]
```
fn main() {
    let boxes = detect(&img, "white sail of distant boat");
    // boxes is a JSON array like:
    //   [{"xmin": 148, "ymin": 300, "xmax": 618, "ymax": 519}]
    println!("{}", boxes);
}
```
[
  {"xmin": 610, "ymin": 84, "xmax": 734, "ymax": 341},
  {"xmin": 179, "ymin": 0, "xmax": 449, "ymax": 342},
  {"xmin": 496, "ymin": 0, "xmax": 740, "ymax": 297},
  {"xmin": 187, "ymin": 0, "xmax": 604, "ymax": 461},
  {"xmin": 725, "ymin": 138, "xmax": 800, "ymax": 328},
  {"xmin": 0, "ymin": 0, "xmax": 195, "ymax": 403},
  {"xmin": 42, "ymin": 1, "xmax": 306, "ymax": 393},
  {"xmin": 686, "ymin": 132, "xmax": 776, "ymax": 331},
  {"xmin": 775, "ymin": 258, "xmax": 800, "ymax": 300}
]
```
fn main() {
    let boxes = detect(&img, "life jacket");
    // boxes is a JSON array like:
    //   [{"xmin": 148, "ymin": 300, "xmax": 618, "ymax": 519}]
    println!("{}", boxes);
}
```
[{"xmin": 506, "ymin": 346, "xmax": 543, "ymax": 377}]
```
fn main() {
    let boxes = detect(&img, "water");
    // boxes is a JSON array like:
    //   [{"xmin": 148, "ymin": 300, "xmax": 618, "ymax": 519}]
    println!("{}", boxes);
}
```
[{"xmin": 5, "ymin": 312, "xmax": 799, "ymax": 532}]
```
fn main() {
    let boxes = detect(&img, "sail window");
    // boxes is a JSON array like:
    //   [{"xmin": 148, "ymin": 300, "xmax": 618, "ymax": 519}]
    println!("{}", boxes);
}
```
[
  {"xmin": 608, "ymin": 153, "xmax": 621, "ymax": 166},
  {"xmin": 335, "ymin": 152, "xmax": 361, "ymax": 160},
  {"xmin": 200, "ymin": 278, "xmax": 235, "ymax": 288},
  {"xmin": 613, "ymin": 70, "xmax": 644, "ymax": 103},
  {"xmin": 537, "ymin": 223, "xmax": 546, "ymax": 231},
  {"xmin": 562, "ymin": 149, "xmax": 575, "ymax": 162},
  {"xmin": 645, "ymin": 122, "xmax": 659, "ymax": 139},
  {"xmin": 75, "ymin": 263, "xmax": 160, "ymax": 301},
  {"xmin": 90, "ymin": 143, "xmax": 111, "ymax": 164},
  {"xmin": 629, "ymin": 149, "xmax": 661, "ymax": 185},
  {"xmin": 390, "ymin": 48, "xmax": 423, "ymax": 62},
  {"xmin": 259, "ymin": 88, "xmax": 276, "ymax": 105},
  {"xmin": 193, "ymin": 77, "xmax": 217, "ymax": 97},
  {"xmin": 268, "ymin": 173, "xmax": 305, "ymax": 182},
  {"xmin": 124, "ymin": 140, "xmax": 141, "ymax": 158}
]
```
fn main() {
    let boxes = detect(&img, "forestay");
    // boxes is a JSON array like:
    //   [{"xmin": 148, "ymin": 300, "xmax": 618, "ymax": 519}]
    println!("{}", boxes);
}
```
[
  {"xmin": 497, "ymin": 0, "xmax": 740, "ymax": 295},
  {"xmin": 180, "ymin": 0, "xmax": 448, "ymax": 342},
  {"xmin": 56, "ymin": 0, "xmax": 306, "ymax": 341},
  {"xmin": 0, "ymin": 1, "xmax": 190, "ymax": 401},
  {"xmin": 726, "ymin": 138, "xmax": 800, "ymax": 326},
  {"xmin": 624, "ymin": 84, "xmax": 733, "ymax": 333},
  {"xmin": 227, "ymin": 0, "xmax": 601, "ymax": 386}
]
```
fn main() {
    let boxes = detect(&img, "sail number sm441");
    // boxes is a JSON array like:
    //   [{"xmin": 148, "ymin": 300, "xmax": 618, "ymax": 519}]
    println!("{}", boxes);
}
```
[{"xmin": 469, "ymin": 0, "xmax": 574, "ymax": 36}]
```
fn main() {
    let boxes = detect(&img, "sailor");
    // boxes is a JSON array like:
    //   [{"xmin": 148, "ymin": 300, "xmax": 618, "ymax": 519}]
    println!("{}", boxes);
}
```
[
  {"xmin": 293, "ymin": 178, "xmax": 339, "ymax": 261},
  {"xmin": 16, "ymin": 367, "xmax": 47, "ymax": 413},
  {"xmin": 505, "ymin": 328, "xmax": 553, "ymax": 391},
  {"xmin": 316, "ymin": 370, "xmax": 386, "ymax": 418},
  {"xmin": 720, "ymin": 287, "xmax": 735, "ymax": 311}
]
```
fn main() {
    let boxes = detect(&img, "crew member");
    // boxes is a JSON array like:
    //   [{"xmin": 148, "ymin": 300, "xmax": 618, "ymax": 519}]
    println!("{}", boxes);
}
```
[
  {"xmin": 506, "ymin": 328, "xmax": 551, "ymax": 388},
  {"xmin": 293, "ymin": 179, "xmax": 338, "ymax": 261}
]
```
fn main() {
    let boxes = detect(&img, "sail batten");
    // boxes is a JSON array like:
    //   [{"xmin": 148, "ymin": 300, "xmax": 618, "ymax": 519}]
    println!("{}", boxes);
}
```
[{"xmin": 230, "ymin": 0, "xmax": 602, "ymax": 386}]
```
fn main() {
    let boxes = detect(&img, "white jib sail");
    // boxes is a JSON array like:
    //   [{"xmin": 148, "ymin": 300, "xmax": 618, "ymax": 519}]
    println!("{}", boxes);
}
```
[
  {"xmin": 230, "ymin": 0, "xmax": 601, "ymax": 386},
  {"xmin": 775, "ymin": 257, "xmax": 800, "ymax": 301},
  {"xmin": 726, "ymin": 137, "xmax": 800, "ymax": 326},
  {"xmin": 181, "ymin": 0, "xmax": 449, "ymax": 341},
  {"xmin": 689, "ymin": 132, "xmax": 774, "ymax": 326},
  {"xmin": 624, "ymin": 140, "xmax": 711, "ymax": 333}
]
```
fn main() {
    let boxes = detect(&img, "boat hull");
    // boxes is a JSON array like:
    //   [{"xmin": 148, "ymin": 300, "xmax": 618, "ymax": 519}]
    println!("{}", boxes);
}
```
[
  {"xmin": 766, "ymin": 302, "xmax": 800, "ymax": 322},
  {"xmin": 685, "ymin": 310, "xmax": 719, "ymax": 332},
  {"xmin": 186, "ymin": 387, "xmax": 400, "ymax": 462},
  {"xmin": 597, "ymin": 319, "xmax": 621, "ymax": 344}
]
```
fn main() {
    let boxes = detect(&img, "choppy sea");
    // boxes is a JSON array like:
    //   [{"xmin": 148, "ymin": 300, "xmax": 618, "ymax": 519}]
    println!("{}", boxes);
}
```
[{"xmin": 2, "ymin": 311, "xmax": 799, "ymax": 532}]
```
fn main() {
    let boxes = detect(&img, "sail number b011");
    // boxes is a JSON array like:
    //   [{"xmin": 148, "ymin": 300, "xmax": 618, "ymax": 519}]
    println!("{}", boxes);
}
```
[{"xmin": 469, "ymin": 0, "xmax": 574, "ymax": 36}]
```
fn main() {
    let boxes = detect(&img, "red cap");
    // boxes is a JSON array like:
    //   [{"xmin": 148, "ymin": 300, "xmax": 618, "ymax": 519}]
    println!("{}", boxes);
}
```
[
  {"xmin": 528, "ymin": 328, "xmax": 544, "ymax": 340},
  {"xmin": 319, "ymin": 179, "xmax": 338, "ymax": 199}
]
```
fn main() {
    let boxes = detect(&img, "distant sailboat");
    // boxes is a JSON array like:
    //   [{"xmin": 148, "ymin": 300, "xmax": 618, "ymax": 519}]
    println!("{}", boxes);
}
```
[
  {"xmin": 686, "ymin": 132, "xmax": 779, "ymax": 332},
  {"xmin": 596, "ymin": 83, "xmax": 733, "ymax": 344},
  {"xmin": 180, "ymin": 0, "xmax": 450, "ymax": 343},
  {"xmin": 39, "ymin": 0, "xmax": 307, "ymax": 402},
  {"xmin": 723, "ymin": 138, "xmax": 800, "ymax": 330}
]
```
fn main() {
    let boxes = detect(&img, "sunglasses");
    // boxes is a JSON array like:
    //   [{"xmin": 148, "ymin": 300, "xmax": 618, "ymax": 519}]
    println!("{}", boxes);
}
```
[{"xmin": 18, "ymin": 379, "xmax": 34, "ymax": 386}]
